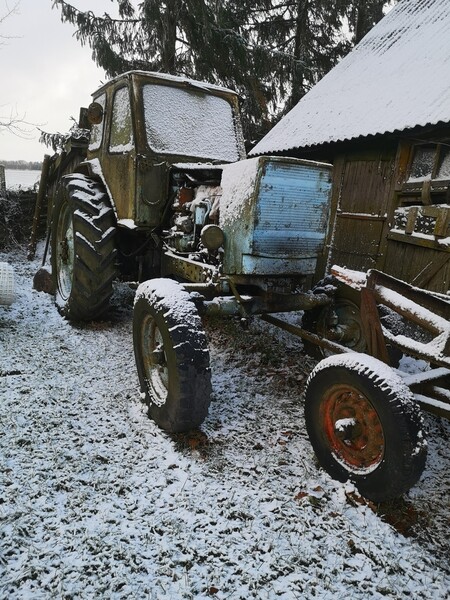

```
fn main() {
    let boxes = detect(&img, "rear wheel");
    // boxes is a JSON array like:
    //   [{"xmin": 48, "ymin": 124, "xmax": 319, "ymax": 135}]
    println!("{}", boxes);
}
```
[
  {"xmin": 51, "ymin": 174, "xmax": 117, "ymax": 320},
  {"xmin": 304, "ymin": 354, "xmax": 427, "ymax": 502},
  {"xmin": 133, "ymin": 279, "xmax": 212, "ymax": 433}
]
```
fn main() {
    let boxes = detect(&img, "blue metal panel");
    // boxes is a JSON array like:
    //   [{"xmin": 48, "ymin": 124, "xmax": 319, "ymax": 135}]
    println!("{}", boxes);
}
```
[{"xmin": 253, "ymin": 161, "xmax": 331, "ymax": 258}]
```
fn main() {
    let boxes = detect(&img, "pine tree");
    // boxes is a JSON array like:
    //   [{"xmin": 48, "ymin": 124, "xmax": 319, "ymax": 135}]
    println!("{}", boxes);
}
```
[{"xmin": 52, "ymin": 0, "xmax": 393, "ymax": 145}]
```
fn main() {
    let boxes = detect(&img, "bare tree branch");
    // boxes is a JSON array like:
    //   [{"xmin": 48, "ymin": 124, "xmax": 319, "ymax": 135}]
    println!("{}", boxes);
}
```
[{"xmin": 0, "ymin": 2, "xmax": 37, "ymax": 137}]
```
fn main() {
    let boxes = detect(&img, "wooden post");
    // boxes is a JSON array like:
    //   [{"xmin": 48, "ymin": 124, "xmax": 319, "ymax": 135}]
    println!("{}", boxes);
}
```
[
  {"xmin": 359, "ymin": 287, "xmax": 391, "ymax": 365},
  {"xmin": 0, "ymin": 164, "xmax": 5, "ymax": 194},
  {"xmin": 28, "ymin": 155, "xmax": 51, "ymax": 260}
]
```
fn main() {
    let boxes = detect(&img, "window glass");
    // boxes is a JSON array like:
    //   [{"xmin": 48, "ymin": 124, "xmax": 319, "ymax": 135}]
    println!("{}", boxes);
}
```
[
  {"xmin": 436, "ymin": 147, "xmax": 450, "ymax": 180},
  {"xmin": 109, "ymin": 86, "xmax": 134, "ymax": 153},
  {"xmin": 408, "ymin": 145, "xmax": 435, "ymax": 181},
  {"xmin": 88, "ymin": 93, "xmax": 106, "ymax": 151},
  {"xmin": 143, "ymin": 83, "xmax": 239, "ymax": 162}
]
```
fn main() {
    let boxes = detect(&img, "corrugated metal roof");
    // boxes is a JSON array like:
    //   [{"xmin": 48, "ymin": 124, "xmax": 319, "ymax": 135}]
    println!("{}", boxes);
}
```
[{"xmin": 250, "ymin": 0, "xmax": 450, "ymax": 156}]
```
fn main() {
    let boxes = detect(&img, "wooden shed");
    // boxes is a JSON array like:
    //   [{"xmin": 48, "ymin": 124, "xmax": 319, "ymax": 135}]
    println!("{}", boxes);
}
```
[{"xmin": 250, "ymin": 0, "xmax": 450, "ymax": 294}]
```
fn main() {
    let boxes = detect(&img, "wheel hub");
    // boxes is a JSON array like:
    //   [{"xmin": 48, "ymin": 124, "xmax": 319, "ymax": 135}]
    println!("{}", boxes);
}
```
[
  {"xmin": 318, "ymin": 298, "xmax": 366, "ymax": 354},
  {"xmin": 141, "ymin": 315, "xmax": 169, "ymax": 407},
  {"xmin": 60, "ymin": 238, "xmax": 70, "ymax": 264},
  {"xmin": 56, "ymin": 204, "xmax": 75, "ymax": 301},
  {"xmin": 321, "ymin": 384, "xmax": 385, "ymax": 474}
]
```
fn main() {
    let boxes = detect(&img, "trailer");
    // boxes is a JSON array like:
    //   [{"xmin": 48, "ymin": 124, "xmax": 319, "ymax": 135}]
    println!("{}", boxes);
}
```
[{"xmin": 291, "ymin": 267, "xmax": 450, "ymax": 502}]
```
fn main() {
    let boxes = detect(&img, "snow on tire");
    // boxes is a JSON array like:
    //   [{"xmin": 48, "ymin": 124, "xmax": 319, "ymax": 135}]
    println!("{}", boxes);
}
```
[
  {"xmin": 51, "ymin": 174, "xmax": 117, "ymax": 321},
  {"xmin": 304, "ymin": 353, "xmax": 427, "ymax": 502},
  {"xmin": 133, "ymin": 278, "xmax": 212, "ymax": 433}
]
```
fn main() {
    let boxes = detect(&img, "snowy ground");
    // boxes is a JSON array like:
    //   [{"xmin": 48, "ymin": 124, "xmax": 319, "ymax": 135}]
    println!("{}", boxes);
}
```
[{"xmin": 1, "ymin": 248, "xmax": 449, "ymax": 599}]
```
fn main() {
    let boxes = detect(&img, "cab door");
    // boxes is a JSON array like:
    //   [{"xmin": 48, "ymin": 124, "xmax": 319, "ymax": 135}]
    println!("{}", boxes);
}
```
[{"xmin": 101, "ymin": 84, "xmax": 136, "ymax": 222}]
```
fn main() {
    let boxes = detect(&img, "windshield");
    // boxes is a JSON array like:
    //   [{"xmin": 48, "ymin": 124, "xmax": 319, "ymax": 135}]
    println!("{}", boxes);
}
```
[{"xmin": 142, "ymin": 83, "xmax": 239, "ymax": 162}]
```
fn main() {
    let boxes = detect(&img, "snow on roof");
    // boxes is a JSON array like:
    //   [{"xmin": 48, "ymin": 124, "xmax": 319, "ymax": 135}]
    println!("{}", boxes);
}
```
[
  {"xmin": 250, "ymin": 0, "xmax": 450, "ymax": 156},
  {"xmin": 94, "ymin": 70, "xmax": 239, "ymax": 98}
]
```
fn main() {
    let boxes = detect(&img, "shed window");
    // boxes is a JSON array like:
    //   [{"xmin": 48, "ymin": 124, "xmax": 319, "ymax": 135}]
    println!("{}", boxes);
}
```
[
  {"xmin": 408, "ymin": 145, "xmax": 435, "ymax": 181},
  {"xmin": 437, "ymin": 148, "xmax": 450, "ymax": 179},
  {"xmin": 391, "ymin": 142, "xmax": 450, "ymax": 248},
  {"xmin": 401, "ymin": 143, "xmax": 450, "ymax": 206}
]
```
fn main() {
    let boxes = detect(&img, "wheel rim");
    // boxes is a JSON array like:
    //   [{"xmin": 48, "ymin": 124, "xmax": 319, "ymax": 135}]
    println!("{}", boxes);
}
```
[
  {"xmin": 56, "ymin": 202, "xmax": 74, "ymax": 301},
  {"xmin": 318, "ymin": 298, "xmax": 366, "ymax": 356},
  {"xmin": 320, "ymin": 383, "xmax": 385, "ymax": 474},
  {"xmin": 141, "ymin": 314, "xmax": 169, "ymax": 407}
]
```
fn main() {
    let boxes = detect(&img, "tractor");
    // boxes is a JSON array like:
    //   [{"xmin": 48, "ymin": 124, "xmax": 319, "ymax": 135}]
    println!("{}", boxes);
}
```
[{"xmin": 36, "ymin": 70, "xmax": 450, "ymax": 503}]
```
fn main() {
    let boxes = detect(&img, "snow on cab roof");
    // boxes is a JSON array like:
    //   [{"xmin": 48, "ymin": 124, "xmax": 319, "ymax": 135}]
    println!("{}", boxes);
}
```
[
  {"xmin": 250, "ymin": 0, "xmax": 450, "ymax": 156},
  {"xmin": 93, "ymin": 70, "xmax": 239, "ymax": 98}
]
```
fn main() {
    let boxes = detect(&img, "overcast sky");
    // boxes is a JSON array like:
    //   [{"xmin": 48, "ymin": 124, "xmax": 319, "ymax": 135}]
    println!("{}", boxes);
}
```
[{"xmin": 0, "ymin": 0, "xmax": 121, "ymax": 162}]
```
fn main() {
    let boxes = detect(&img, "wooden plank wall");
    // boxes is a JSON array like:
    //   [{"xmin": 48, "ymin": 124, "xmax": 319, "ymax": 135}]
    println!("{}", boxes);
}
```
[
  {"xmin": 384, "ymin": 239, "xmax": 450, "ymax": 293},
  {"xmin": 321, "ymin": 139, "xmax": 450, "ymax": 294},
  {"xmin": 325, "ymin": 149, "xmax": 397, "ymax": 273}
]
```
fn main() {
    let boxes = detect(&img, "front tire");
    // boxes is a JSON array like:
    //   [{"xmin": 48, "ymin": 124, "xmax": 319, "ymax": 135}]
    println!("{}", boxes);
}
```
[
  {"xmin": 304, "ymin": 354, "xmax": 427, "ymax": 502},
  {"xmin": 133, "ymin": 279, "xmax": 212, "ymax": 433},
  {"xmin": 51, "ymin": 174, "xmax": 117, "ymax": 321}
]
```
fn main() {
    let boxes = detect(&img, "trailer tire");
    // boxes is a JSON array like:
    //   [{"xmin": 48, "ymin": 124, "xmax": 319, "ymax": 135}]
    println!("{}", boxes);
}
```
[
  {"xmin": 304, "ymin": 354, "xmax": 427, "ymax": 502},
  {"xmin": 133, "ymin": 279, "xmax": 212, "ymax": 433},
  {"xmin": 51, "ymin": 174, "xmax": 117, "ymax": 321}
]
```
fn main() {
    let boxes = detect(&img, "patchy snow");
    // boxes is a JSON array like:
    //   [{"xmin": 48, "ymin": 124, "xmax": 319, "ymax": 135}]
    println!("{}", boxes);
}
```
[
  {"xmin": 220, "ymin": 157, "xmax": 260, "ymax": 226},
  {"xmin": 1, "ymin": 250, "xmax": 450, "ymax": 598},
  {"xmin": 135, "ymin": 278, "xmax": 201, "ymax": 331},
  {"xmin": 117, "ymin": 219, "xmax": 137, "ymax": 230},
  {"xmin": 143, "ymin": 84, "xmax": 239, "ymax": 163},
  {"xmin": 375, "ymin": 285, "xmax": 450, "ymax": 335},
  {"xmin": 98, "ymin": 71, "xmax": 241, "ymax": 99},
  {"xmin": 109, "ymin": 86, "xmax": 134, "ymax": 154},
  {"xmin": 308, "ymin": 353, "xmax": 419, "ymax": 407}
]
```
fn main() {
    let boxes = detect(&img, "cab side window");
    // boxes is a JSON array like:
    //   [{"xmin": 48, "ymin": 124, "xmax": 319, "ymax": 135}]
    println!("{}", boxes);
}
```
[{"xmin": 109, "ymin": 86, "xmax": 134, "ymax": 153}]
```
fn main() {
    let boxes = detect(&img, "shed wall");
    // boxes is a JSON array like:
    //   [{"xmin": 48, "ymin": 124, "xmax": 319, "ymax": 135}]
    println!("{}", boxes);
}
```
[{"xmin": 326, "ymin": 149, "xmax": 397, "ymax": 273}]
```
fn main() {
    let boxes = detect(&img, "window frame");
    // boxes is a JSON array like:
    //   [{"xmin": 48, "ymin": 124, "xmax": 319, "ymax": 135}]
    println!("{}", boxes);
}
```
[{"xmin": 108, "ymin": 85, "xmax": 134, "ymax": 155}]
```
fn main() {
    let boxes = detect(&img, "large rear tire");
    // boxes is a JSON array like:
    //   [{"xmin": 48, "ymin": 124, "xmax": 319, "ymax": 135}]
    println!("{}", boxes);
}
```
[
  {"xmin": 51, "ymin": 174, "xmax": 117, "ymax": 321},
  {"xmin": 304, "ymin": 354, "xmax": 427, "ymax": 502},
  {"xmin": 133, "ymin": 279, "xmax": 212, "ymax": 433}
]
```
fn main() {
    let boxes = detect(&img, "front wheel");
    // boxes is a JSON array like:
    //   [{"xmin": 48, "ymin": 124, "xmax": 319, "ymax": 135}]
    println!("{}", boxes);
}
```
[
  {"xmin": 304, "ymin": 354, "xmax": 427, "ymax": 502},
  {"xmin": 133, "ymin": 279, "xmax": 212, "ymax": 433}
]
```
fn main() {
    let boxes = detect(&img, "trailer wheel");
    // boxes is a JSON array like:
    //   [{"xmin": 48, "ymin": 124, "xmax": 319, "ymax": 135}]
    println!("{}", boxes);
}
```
[
  {"xmin": 133, "ymin": 279, "xmax": 212, "ymax": 433},
  {"xmin": 51, "ymin": 174, "xmax": 117, "ymax": 321},
  {"xmin": 304, "ymin": 354, "xmax": 427, "ymax": 502}
]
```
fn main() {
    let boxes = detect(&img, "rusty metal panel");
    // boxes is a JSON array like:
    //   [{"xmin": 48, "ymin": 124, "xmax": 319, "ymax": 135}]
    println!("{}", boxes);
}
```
[
  {"xmin": 253, "ymin": 160, "xmax": 331, "ymax": 256},
  {"xmin": 221, "ymin": 156, "xmax": 332, "ymax": 276}
]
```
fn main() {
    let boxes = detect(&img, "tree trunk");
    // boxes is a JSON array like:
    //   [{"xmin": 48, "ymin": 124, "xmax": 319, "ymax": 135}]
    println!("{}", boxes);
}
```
[
  {"xmin": 289, "ymin": 0, "xmax": 309, "ymax": 110},
  {"xmin": 160, "ymin": 0, "xmax": 178, "ymax": 73}
]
